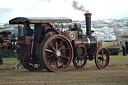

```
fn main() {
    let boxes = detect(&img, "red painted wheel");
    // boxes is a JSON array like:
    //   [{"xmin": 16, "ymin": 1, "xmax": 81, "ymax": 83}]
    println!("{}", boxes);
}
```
[
  {"xmin": 39, "ymin": 35, "xmax": 73, "ymax": 72},
  {"xmin": 95, "ymin": 47, "xmax": 109, "ymax": 69},
  {"xmin": 73, "ymin": 46, "xmax": 87, "ymax": 69},
  {"xmin": 73, "ymin": 56, "xmax": 87, "ymax": 69},
  {"xmin": 40, "ymin": 31, "xmax": 57, "ymax": 43},
  {"xmin": 44, "ymin": 31, "xmax": 56, "ymax": 38}
]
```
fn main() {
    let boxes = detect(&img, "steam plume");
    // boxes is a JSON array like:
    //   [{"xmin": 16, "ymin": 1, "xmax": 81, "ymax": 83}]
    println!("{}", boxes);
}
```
[{"xmin": 72, "ymin": 1, "xmax": 89, "ymax": 13}]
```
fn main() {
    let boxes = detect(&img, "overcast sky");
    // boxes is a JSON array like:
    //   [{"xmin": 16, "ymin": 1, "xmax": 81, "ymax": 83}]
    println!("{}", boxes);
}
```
[{"xmin": 0, "ymin": 0, "xmax": 128, "ymax": 23}]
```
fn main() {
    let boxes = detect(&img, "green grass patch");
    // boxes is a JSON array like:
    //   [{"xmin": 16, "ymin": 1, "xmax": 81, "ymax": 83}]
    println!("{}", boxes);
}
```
[
  {"xmin": 3, "ymin": 58, "xmax": 17, "ymax": 62},
  {"xmin": 110, "ymin": 54, "xmax": 128, "ymax": 60},
  {"xmin": 2, "ymin": 54, "xmax": 128, "ymax": 62}
]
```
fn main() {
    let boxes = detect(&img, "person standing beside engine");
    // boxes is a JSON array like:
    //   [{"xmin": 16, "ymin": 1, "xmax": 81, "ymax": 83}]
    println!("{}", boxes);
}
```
[
  {"xmin": 0, "ymin": 36, "xmax": 3, "ymax": 65},
  {"xmin": 125, "ymin": 39, "xmax": 128, "ymax": 54},
  {"xmin": 0, "ymin": 46, "xmax": 3, "ymax": 65}
]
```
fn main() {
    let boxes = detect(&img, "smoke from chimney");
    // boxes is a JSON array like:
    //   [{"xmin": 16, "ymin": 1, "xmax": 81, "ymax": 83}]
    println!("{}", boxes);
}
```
[{"xmin": 72, "ymin": 1, "xmax": 89, "ymax": 13}]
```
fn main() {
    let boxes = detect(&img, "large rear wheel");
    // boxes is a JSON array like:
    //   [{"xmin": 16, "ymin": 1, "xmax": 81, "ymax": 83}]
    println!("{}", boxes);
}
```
[{"xmin": 39, "ymin": 35, "xmax": 73, "ymax": 72}]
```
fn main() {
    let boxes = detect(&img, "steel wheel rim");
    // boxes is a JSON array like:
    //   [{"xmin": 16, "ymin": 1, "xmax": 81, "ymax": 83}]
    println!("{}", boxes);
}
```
[
  {"xmin": 44, "ymin": 36, "xmax": 72, "ymax": 71},
  {"xmin": 21, "ymin": 56, "xmax": 43, "ymax": 71},
  {"xmin": 73, "ymin": 57, "xmax": 87, "ymax": 68},
  {"xmin": 97, "ymin": 48, "xmax": 109, "ymax": 68},
  {"xmin": 45, "ymin": 31, "xmax": 56, "ymax": 38}
]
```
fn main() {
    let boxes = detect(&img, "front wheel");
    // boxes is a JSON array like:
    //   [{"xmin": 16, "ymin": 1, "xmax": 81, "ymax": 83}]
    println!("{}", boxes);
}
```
[
  {"xmin": 73, "ymin": 56, "xmax": 87, "ymax": 69},
  {"xmin": 95, "ymin": 47, "xmax": 109, "ymax": 69},
  {"xmin": 39, "ymin": 35, "xmax": 73, "ymax": 72},
  {"xmin": 73, "ymin": 46, "xmax": 87, "ymax": 69}
]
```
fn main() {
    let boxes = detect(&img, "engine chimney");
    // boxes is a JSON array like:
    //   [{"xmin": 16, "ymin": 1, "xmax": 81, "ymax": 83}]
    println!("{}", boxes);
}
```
[{"xmin": 84, "ymin": 13, "xmax": 92, "ymax": 36}]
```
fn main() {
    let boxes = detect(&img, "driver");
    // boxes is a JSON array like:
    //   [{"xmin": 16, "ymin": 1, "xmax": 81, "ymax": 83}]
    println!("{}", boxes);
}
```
[
  {"xmin": 0, "ymin": 50, "xmax": 3, "ymax": 65},
  {"xmin": 0, "ymin": 37, "xmax": 3, "ymax": 65},
  {"xmin": 24, "ymin": 21, "xmax": 33, "ymax": 36},
  {"xmin": 71, "ymin": 23, "xmax": 79, "ymax": 31}
]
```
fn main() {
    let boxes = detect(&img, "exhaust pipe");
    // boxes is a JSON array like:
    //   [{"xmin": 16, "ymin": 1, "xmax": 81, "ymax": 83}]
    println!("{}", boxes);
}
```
[{"xmin": 84, "ymin": 13, "xmax": 92, "ymax": 36}]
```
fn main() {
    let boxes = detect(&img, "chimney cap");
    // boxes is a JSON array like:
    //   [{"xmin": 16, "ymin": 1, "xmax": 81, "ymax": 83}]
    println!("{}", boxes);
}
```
[{"xmin": 84, "ymin": 13, "xmax": 92, "ymax": 17}]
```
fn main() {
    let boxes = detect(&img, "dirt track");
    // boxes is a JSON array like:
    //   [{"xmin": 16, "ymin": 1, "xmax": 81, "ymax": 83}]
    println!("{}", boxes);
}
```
[{"xmin": 0, "ymin": 59, "xmax": 128, "ymax": 85}]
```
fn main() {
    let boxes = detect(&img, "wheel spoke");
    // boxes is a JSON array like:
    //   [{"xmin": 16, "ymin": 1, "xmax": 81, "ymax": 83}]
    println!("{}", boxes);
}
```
[
  {"xmin": 50, "ymin": 42, "xmax": 56, "ymax": 51},
  {"xmin": 98, "ymin": 60, "xmax": 102, "ymax": 66},
  {"xmin": 46, "ymin": 49, "xmax": 54, "ymax": 53},
  {"xmin": 61, "ymin": 55, "xmax": 69, "ymax": 59},
  {"xmin": 59, "ymin": 58, "xmax": 65, "ymax": 65},
  {"xmin": 55, "ymin": 59, "xmax": 59, "ymax": 68},
  {"xmin": 61, "ymin": 51, "xmax": 66, "ymax": 54},
  {"xmin": 58, "ymin": 40, "xmax": 64, "ymax": 50},
  {"xmin": 61, "ymin": 47, "xmax": 70, "ymax": 51},
  {"xmin": 100, "ymin": 49, "xmax": 104, "ymax": 56},
  {"xmin": 48, "ymin": 58, "xmax": 52, "ymax": 65},
  {"xmin": 46, "ymin": 54, "xmax": 55, "ymax": 59},
  {"xmin": 101, "ymin": 59, "xmax": 104, "ymax": 66},
  {"xmin": 55, "ymin": 39, "xmax": 59, "ymax": 50}
]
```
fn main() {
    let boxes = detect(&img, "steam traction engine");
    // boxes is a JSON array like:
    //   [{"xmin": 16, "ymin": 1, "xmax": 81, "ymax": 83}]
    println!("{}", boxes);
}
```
[{"xmin": 9, "ymin": 13, "xmax": 109, "ymax": 72}]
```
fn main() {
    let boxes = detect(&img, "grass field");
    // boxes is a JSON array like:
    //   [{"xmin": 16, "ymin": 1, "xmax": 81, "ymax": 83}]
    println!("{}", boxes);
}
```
[
  {"xmin": 2, "ymin": 54, "xmax": 128, "ymax": 62},
  {"xmin": 110, "ymin": 54, "xmax": 128, "ymax": 60},
  {"xmin": 3, "ymin": 58, "xmax": 18, "ymax": 62}
]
